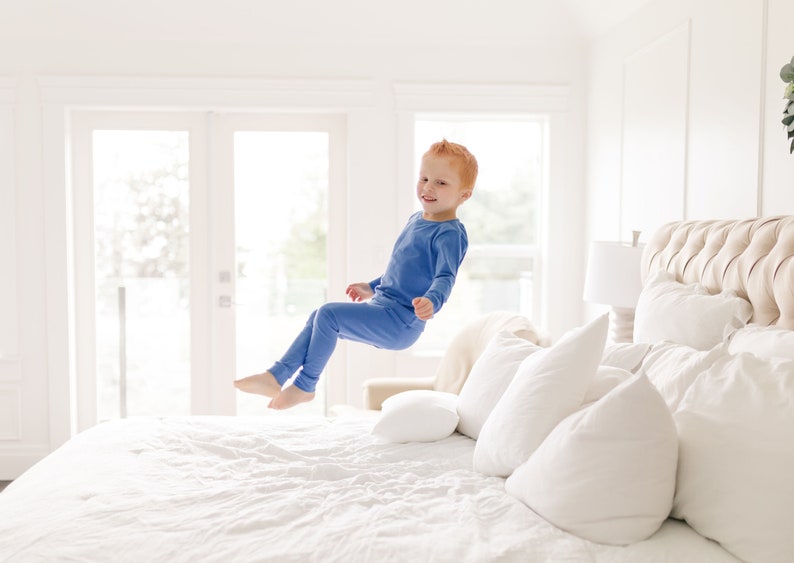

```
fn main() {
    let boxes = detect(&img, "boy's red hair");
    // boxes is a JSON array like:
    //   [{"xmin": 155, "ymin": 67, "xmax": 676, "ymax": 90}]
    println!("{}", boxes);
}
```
[{"xmin": 424, "ymin": 139, "xmax": 478, "ymax": 191}]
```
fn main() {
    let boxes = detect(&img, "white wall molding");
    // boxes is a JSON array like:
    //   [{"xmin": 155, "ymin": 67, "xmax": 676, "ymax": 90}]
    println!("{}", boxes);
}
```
[
  {"xmin": 0, "ymin": 80, "xmax": 21, "ymax": 459},
  {"xmin": 0, "ymin": 388, "xmax": 21, "ymax": 440},
  {"xmin": 0, "ymin": 79, "xmax": 15, "ymax": 105},
  {"xmin": 0, "ymin": 357, "xmax": 21, "ymax": 382},
  {"xmin": 393, "ymin": 82, "xmax": 570, "ymax": 113},
  {"xmin": 619, "ymin": 20, "xmax": 691, "ymax": 240},
  {"xmin": 0, "ymin": 81, "xmax": 17, "ymax": 358},
  {"xmin": 38, "ymin": 76, "xmax": 376, "ymax": 109}
]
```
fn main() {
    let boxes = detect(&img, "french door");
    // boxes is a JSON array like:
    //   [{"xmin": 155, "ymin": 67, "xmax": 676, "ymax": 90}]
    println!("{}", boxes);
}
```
[{"xmin": 71, "ymin": 111, "xmax": 346, "ymax": 429}]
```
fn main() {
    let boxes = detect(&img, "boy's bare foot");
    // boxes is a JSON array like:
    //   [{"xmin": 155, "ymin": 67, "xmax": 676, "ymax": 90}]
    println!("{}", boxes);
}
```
[
  {"xmin": 268, "ymin": 384, "xmax": 315, "ymax": 410},
  {"xmin": 233, "ymin": 371, "xmax": 283, "ymax": 397}
]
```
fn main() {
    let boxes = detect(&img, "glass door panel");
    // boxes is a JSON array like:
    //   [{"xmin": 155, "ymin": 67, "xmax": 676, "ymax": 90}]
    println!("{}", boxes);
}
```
[
  {"xmin": 233, "ymin": 131, "xmax": 329, "ymax": 416},
  {"xmin": 92, "ymin": 130, "xmax": 191, "ymax": 419}
]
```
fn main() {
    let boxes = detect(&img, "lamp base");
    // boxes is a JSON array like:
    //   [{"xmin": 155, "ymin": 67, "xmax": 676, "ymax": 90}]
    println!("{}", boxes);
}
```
[{"xmin": 609, "ymin": 307, "xmax": 635, "ymax": 344}]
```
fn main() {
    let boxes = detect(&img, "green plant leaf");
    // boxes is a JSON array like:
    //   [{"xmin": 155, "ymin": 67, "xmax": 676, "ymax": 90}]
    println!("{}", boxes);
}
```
[
  {"xmin": 782, "ymin": 62, "xmax": 794, "ymax": 82},
  {"xmin": 790, "ymin": 137, "xmax": 794, "ymax": 154},
  {"xmin": 784, "ymin": 114, "xmax": 794, "ymax": 126}
]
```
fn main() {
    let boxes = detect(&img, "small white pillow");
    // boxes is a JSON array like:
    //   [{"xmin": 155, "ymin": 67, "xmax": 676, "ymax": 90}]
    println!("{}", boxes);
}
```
[
  {"xmin": 673, "ymin": 353, "xmax": 794, "ymax": 563},
  {"xmin": 473, "ymin": 314, "xmax": 608, "ymax": 477},
  {"xmin": 634, "ymin": 271, "xmax": 752, "ymax": 350},
  {"xmin": 456, "ymin": 331, "xmax": 542, "ymax": 439},
  {"xmin": 505, "ymin": 373, "xmax": 678, "ymax": 546},
  {"xmin": 601, "ymin": 342, "xmax": 651, "ymax": 373},
  {"xmin": 581, "ymin": 365, "xmax": 632, "ymax": 406},
  {"xmin": 728, "ymin": 324, "xmax": 794, "ymax": 361},
  {"xmin": 372, "ymin": 390, "xmax": 459, "ymax": 443},
  {"xmin": 638, "ymin": 340, "xmax": 728, "ymax": 411}
]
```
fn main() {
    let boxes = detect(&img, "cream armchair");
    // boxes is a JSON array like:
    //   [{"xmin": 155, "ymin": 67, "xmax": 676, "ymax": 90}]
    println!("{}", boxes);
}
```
[{"xmin": 362, "ymin": 311, "xmax": 548, "ymax": 410}]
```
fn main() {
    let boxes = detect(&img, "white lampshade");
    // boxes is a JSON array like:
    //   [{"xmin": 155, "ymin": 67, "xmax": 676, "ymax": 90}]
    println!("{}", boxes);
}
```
[
  {"xmin": 583, "ymin": 242, "xmax": 644, "ymax": 308},
  {"xmin": 583, "ymin": 241, "xmax": 644, "ymax": 343}
]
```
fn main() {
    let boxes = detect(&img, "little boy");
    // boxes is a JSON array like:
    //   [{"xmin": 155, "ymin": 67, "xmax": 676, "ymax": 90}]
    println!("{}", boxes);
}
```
[{"xmin": 234, "ymin": 139, "xmax": 478, "ymax": 409}]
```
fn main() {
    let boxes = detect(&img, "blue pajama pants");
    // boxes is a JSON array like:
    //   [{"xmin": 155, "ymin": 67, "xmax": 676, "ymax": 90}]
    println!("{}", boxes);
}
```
[{"xmin": 268, "ymin": 300, "xmax": 425, "ymax": 393}]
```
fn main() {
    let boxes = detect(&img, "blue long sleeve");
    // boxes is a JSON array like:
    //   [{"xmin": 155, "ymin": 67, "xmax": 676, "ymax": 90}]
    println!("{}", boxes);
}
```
[{"xmin": 370, "ymin": 212, "xmax": 468, "ymax": 321}]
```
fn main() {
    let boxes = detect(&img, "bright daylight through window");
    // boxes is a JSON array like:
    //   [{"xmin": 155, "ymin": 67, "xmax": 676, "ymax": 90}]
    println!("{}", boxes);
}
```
[{"xmin": 413, "ymin": 117, "xmax": 546, "ymax": 352}]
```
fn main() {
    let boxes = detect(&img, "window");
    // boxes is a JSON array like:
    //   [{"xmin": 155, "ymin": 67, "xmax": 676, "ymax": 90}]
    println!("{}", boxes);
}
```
[{"xmin": 412, "ymin": 117, "xmax": 546, "ymax": 351}]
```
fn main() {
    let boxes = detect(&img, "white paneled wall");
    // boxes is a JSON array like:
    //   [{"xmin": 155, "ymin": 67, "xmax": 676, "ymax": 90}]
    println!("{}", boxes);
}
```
[
  {"xmin": 762, "ymin": 0, "xmax": 794, "ymax": 213},
  {"xmin": 586, "ymin": 0, "xmax": 794, "ymax": 251},
  {"xmin": 620, "ymin": 21, "xmax": 690, "ymax": 239},
  {"xmin": 0, "ymin": 79, "xmax": 48, "ymax": 475},
  {"xmin": 0, "ymin": 81, "xmax": 20, "ymax": 443}
]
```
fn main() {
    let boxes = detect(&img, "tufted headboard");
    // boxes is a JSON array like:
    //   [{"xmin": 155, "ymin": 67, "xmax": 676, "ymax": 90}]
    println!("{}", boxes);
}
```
[{"xmin": 641, "ymin": 216, "xmax": 794, "ymax": 329}]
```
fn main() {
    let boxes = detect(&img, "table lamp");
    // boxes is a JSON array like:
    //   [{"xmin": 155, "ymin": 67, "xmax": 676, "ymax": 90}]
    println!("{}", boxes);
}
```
[{"xmin": 583, "ymin": 233, "xmax": 644, "ymax": 343}]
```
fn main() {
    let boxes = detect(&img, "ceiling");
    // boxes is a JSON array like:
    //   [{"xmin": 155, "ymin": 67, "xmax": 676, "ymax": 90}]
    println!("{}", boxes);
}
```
[{"xmin": 561, "ymin": 0, "xmax": 654, "ymax": 39}]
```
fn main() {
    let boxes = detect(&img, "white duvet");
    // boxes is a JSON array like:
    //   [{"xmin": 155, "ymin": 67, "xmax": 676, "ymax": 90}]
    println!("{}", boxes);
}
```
[{"xmin": 0, "ymin": 415, "xmax": 737, "ymax": 563}]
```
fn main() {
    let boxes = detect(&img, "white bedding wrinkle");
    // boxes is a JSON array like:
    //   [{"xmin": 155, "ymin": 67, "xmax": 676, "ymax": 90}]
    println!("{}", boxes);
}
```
[{"xmin": 0, "ymin": 415, "xmax": 739, "ymax": 563}]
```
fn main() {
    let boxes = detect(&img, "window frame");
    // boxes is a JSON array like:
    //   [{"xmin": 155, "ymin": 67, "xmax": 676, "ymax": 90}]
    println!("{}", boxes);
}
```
[
  {"xmin": 405, "ymin": 113, "xmax": 549, "ymax": 352},
  {"xmin": 395, "ymin": 82, "xmax": 569, "ymax": 350}
]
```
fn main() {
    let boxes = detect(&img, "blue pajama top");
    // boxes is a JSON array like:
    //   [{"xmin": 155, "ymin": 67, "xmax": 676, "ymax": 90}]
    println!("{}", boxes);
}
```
[{"xmin": 368, "ymin": 212, "xmax": 468, "ymax": 325}]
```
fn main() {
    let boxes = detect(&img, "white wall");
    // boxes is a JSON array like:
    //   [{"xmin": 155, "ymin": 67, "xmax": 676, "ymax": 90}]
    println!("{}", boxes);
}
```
[
  {"xmin": 585, "ymin": 0, "xmax": 794, "ymax": 249},
  {"xmin": 0, "ymin": 1, "xmax": 587, "ymax": 477}
]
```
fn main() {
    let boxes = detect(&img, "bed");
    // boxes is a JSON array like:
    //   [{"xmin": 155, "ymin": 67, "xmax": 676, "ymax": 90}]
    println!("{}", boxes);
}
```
[{"xmin": 1, "ymin": 216, "xmax": 793, "ymax": 563}]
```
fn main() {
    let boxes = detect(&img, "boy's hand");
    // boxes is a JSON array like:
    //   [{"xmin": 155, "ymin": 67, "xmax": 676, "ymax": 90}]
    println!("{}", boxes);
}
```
[
  {"xmin": 412, "ymin": 297, "xmax": 434, "ymax": 320},
  {"xmin": 346, "ymin": 282, "xmax": 374, "ymax": 302}
]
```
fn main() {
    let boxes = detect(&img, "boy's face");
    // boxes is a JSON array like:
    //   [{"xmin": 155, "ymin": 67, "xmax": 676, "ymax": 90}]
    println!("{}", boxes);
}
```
[{"xmin": 416, "ymin": 155, "xmax": 472, "ymax": 222}]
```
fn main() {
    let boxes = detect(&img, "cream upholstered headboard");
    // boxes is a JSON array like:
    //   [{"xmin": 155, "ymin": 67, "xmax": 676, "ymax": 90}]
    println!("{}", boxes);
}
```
[{"xmin": 641, "ymin": 216, "xmax": 794, "ymax": 329}]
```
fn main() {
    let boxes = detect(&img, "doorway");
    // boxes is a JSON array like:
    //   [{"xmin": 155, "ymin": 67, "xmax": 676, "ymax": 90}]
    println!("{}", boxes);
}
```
[{"xmin": 71, "ymin": 111, "xmax": 346, "ymax": 428}]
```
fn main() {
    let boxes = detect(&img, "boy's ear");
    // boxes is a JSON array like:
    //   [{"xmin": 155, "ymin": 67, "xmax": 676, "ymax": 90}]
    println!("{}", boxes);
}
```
[{"xmin": 459, "ymin": 189, "xmax": 473, "ymax": 202}]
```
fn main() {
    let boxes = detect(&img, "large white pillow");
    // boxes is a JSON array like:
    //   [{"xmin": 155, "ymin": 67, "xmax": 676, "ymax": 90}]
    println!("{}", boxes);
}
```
[
  {"xmin": 728, "ymin": 324, "xmax": 794, "ymax": 361},
  {"xmin": 672, "ymin": 353, "xmax": 794, "ymax": 563},
  {"xmin": 506, "ymin": 373, "xmax": 678, "ymax": 545},
  {"xmin": 371, "ymin": 390, "xmax": 459, "ymax": 443},
  {"xmin": 638, "ymin": 340, "xmax": 728, "ymax": 411},
  {"xmin": 473, "ymin": 314, "xmax": 608, "ymax": 477},
  {"xmin": 456, "ymin": 331, "xmax": 542, "ymax": 439},
  {"xmin": 634, "ymin": 271, "xmax": 752, "ymax": 351}
]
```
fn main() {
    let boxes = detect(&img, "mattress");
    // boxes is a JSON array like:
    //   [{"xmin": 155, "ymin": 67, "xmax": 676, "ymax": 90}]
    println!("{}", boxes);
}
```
[{"xmin": 0, "ymin": 414, "xmax": 738, "ymax": 562}]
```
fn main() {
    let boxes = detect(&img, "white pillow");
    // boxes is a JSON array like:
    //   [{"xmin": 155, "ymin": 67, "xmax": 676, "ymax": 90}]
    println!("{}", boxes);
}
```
[
  {"xmin": 505, "ymin": 373, "xmax": 677, "ymax": 545},
  {"xmin": 473, "ymin": 314, "xmax": 608, "ymax": 477},
  {"xmin": 638, "ymin": 340, "xmax": 728, "ymax": 411},
  {"xmin": 634, "ymin": 270, "xmax": 752, "ymax": 351},
  {"xmin": 456, "ymin": 331, "xmax": 542, "ymax": 439},
  {"xmin": 728, "ymin": 324, "xmax": 794, "ymax": 361},
  {"xmin": 581, "ymin": 365, "xmax": 632, "ymax": 406},
  {"xmin": 672, "ymin": 353, "xmax": 794, "ymax": 563},
  {"xmin": 601, "ymin": 342, "xmax": 651, "ymax": 373},
  {"xmin": 372, "ymin": 390, "xmax": 459, "ymax": 443}
]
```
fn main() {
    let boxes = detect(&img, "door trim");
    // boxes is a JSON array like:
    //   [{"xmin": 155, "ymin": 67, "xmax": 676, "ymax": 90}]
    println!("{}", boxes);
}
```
[{"xmin": 41, "ymin": 76, "xmax": 370, "ymax": 442}]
